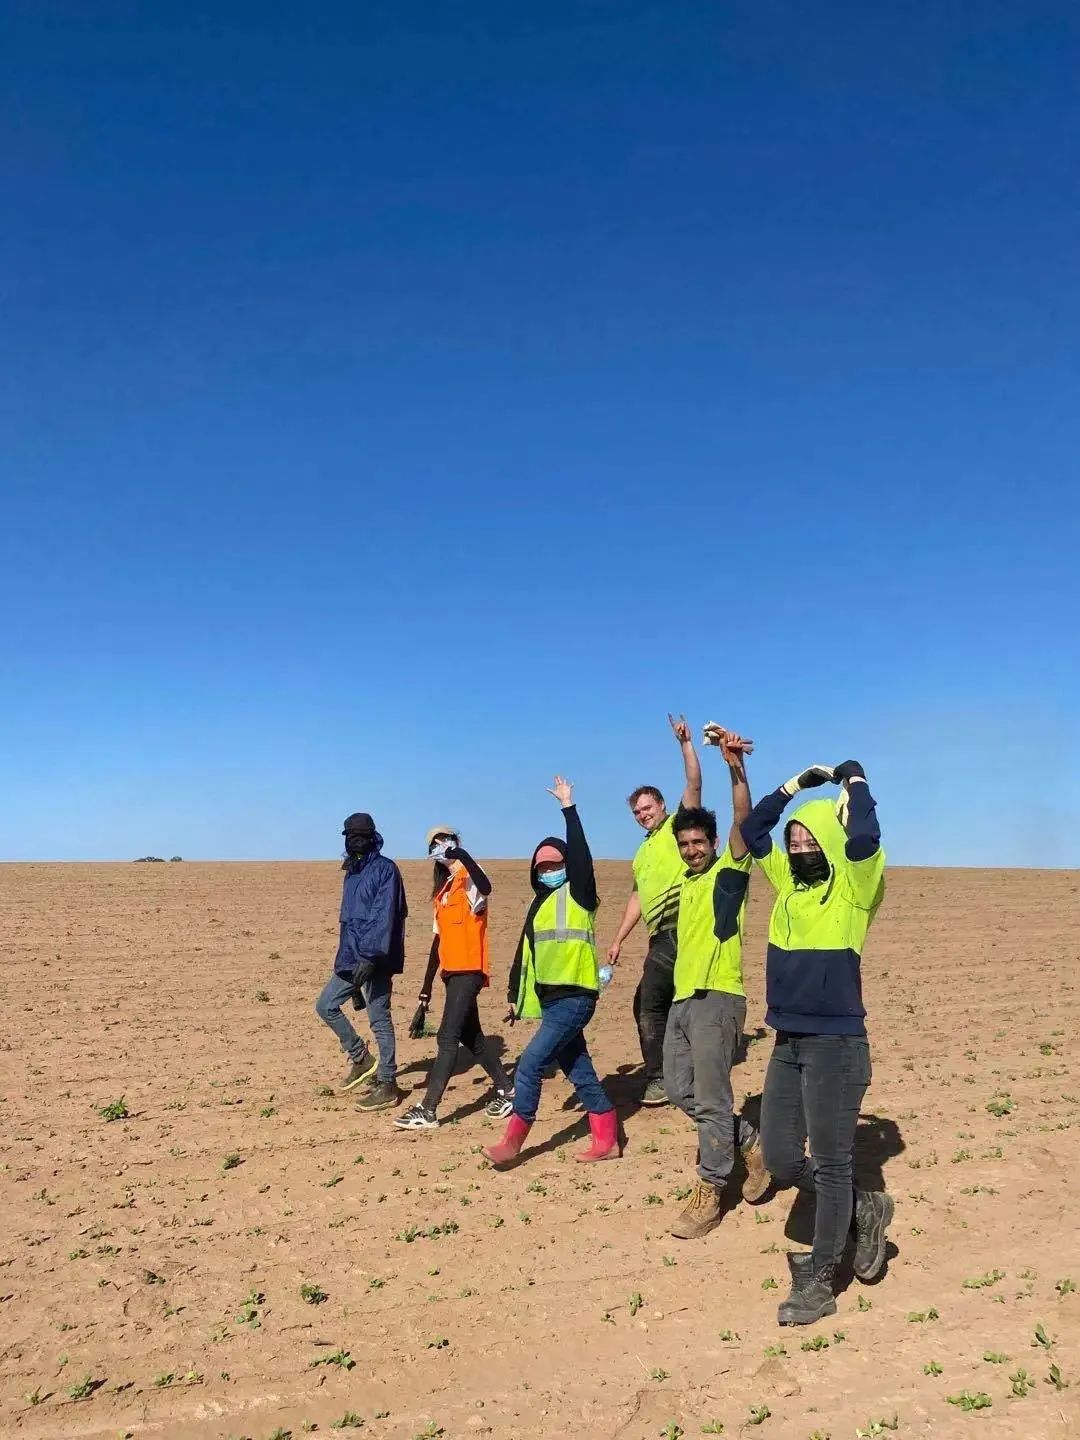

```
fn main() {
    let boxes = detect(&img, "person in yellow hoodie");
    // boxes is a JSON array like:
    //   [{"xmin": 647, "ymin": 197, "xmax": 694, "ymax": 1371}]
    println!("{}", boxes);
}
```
[{"xmin": 740, "ymin": 760, "xmax": 892, "ymax": 1326}]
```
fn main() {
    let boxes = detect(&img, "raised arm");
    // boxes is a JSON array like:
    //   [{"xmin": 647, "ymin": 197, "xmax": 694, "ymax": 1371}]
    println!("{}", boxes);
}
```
[
  {"xmin": 740, "ymin": 765, "xmax": 835, "ymax": 857},
  {"xmin": 834, "ymin": 760, "xmax": 881, "ymax": 860},
  {"xmin": 702, "ymin": 724, "xmax": 754, "ymax": 858},
  {"xmin": 444, "ymin": 844, "xmax": 492, "ymax": 897},
  {"xmin": 547, "ymin": 775, "xmax": 599, "ymax": 911},
  {"xmin": 669, "ymin": 713, "xmax": 702, "ymax": 808}
]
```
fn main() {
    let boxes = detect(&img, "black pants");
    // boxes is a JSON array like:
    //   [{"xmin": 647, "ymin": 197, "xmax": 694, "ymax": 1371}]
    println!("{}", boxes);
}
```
[
  {"xmin": 633, "ymin": 930, "xmax": 677, "ymax": 1081},
  {"xmin": 424, "ymin": 972, "xmax": 510, "ymax": 1111},
  {"xmin": 760, "ymin": 1032, "xmax": 871, "ymax": 1270}
]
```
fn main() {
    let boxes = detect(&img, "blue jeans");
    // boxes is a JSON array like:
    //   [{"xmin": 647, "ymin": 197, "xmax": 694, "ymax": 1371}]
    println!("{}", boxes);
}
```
[
  {"xmin": 513, "ymin": 992, "xmax": 612, "ymax": 1123},
  {"xmin": 760, "ymin": 1032, "xmax": 871, "ymax": 1269},
  {"xmin": 315, "ymin": 971, "xmax": 397, "ymax": 1084}
]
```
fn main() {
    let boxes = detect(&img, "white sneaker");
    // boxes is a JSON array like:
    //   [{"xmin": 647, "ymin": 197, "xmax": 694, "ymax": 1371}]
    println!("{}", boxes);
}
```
[
  {"xmin": 485, "ymin": 1090, "xmax": 514, "ymax": 1119},
  {"xmin": 394, "ymin": 1103, "xmax": 439, "ymax": 1130}
]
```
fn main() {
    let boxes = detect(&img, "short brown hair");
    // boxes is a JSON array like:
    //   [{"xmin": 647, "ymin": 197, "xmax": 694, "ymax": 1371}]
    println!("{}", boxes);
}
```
[{"xmin": 627, "ymin": 785, "xmax": 664, "ymax": 809}]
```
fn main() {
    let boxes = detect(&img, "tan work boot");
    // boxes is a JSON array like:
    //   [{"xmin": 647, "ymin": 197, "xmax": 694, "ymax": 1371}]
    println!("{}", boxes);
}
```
[
  {"xmin": 741, "ymin": 1128, "xmax": 772, "ymax": 1204},
  {"xmin": 669, "ymin": 1179, "xmax": 725, "ymax": 1239}
]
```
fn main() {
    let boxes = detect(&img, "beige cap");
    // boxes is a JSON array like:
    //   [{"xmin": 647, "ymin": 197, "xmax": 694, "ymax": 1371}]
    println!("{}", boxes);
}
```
[{"xmin": 426, "ymin": 825, "xmax": 458, "ymax": 849}]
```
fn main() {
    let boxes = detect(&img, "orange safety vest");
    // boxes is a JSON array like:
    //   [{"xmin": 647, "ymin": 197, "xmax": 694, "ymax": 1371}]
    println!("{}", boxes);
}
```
[{"xmin": 434, "ymin": 865, "xmax": 489, "ymax": 984}]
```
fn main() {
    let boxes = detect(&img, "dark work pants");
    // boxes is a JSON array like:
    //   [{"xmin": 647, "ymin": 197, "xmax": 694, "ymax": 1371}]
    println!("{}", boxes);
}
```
[
  {"xmin": 633, "ymin": 929, "xmax": 677, "ymax": 1081},
  {"xmin": 664, "ymin": 990, "xmax": 749, "ymax": 1188},
  {"xmin": 423, "ymin": 972, "xmax": 510, "ymax": 1112},
  {"xmin": 760, "ymin": 1032, "xmax": 871, "ymax": 1270}
]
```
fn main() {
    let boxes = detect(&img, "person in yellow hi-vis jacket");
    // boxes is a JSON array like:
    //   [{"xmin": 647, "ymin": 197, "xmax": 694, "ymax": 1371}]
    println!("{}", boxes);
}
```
[
  {"xmin": 740, "ymin": 758, "xmax": 890, "ymax": 1327},
  {"xmin": 483, "ymin": 776, "xmax": 618, "ymax": 1168}
]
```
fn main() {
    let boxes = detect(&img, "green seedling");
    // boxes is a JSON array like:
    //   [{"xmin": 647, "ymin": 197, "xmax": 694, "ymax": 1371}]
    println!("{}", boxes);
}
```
[
  {"xmin": 1047, "ymin": 1363, "xmax": 1068, "ymax": 1390},
  {"xmin": 983, "ymin": 1351, "xmax": 1008, "ymax": 1364},
  {"xmin": 260, "ymin": 1106, "xmax": 276, "ymax": 1117},
  {"xmin": 762, "ymin": 1344, "xmax": 786, "ymax": 1357},
  {"xmin": 26, "ymin": 1387, "xmax": 45, "ymax": 1405},
  {"xmin": 255, "ymin": 990, "xmax": 270, "ymax": 1002},
  {"xmin": 1055, "ymin": 1278, "xmax": 1076, "ymax": 1296},
  {"xmin": 857, "ymin": 1295, "xmax": 873, "ymax": 1311},
  {"xmin": 986, "ymin": 1095, "xmax": 1015, "ymax": 1117},
  {"xmin": 907, "ymin": 1307, "xmax": 939, "ymax": 1323},
  {"xmin": 331, "ymin": 1415, "xmax": 364, "ymax": 1431},
  {"xmin": 856, "ymin": 1420, "xmax": 898, "ymax": 1438},
  {"xmin": 701, "ymin": 1423, "xmax": 725, "ymax": 1434},
  {"xmin": 801, "ymin": 1335, "xmax": 829, "ymax": 1351},
  {"xmin": 153, "ymin": 1372, "xmax": 174, "ymax": 1387},
  {"xmin": 947, "ymin": 1391, "xmax": 992, "ymax": 1411},
  {"xmin": 760, "ymin": 1277, "xmax": 777, "ymax": 1290},
  {"xmin": 628, "ymin": 1291, "xmax": 644, "ymax": 1316},
  {"xmin": 719, "ymin": 1329, "xmax": 739, "ymax": 1341},
  {"xmin": 923, "ymin": 1360, "xmax": 943, "ymax": 1376},
  {"xmin": 98, "ymin": 1097, "xmax": 129, "ymax": 1122},
  {"xmin": 300, "ymin": 1283, "xmax": 328, "ymax": 1305},
  {"xmin": 1032, "ymin": 1322, "xmax": 1053, "ymax": 1348},
  {"xmin": 68, "ymin": 1374, "xmax": 100, "ymax": 1400},
  {"xmin": 746, "ymin": 1405, "xmax": 770, "ymax": 1425},
  {"xmin": 661, "ymin": 1426, "xmax": 684, "ymax": 1440},
  {"xmin": 1010, "ymin": 1368, "xmax": 1033, "ymax": 1397},
  {"xmin": 649, "ymin": 1367, "xmax": 670, "ymax": 1381},
  {"xmin": 236, "ymin": 1289, "xmax": 264, "ymax": 1326},
  {"xmin": 310, "ymin": 1349, "xmax": 354, "ymax": 1370},
  {"xmin": 222, "ymin": 1153, "xmax": 242, "ymax": 1171},
  {"xmin": 963, "ymin": 1269, "xmax": 1004, "ymax": 1289}
]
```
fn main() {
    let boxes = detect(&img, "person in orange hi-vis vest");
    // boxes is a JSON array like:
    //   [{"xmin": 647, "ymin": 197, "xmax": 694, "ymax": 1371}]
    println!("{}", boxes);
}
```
[{"xmin": 394, "ymin": 827, "xmax": 514, "ymax": 1130}]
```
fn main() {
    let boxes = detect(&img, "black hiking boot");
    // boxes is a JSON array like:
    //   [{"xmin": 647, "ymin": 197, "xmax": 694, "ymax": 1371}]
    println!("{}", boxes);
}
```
[
  {"xmin": 777, "ymin": 1252, "xmax": 837, "ymax": 1326},
  {"xmin": 853, "ymin": 1188, "xmax": 894, "ymax": 1280}
]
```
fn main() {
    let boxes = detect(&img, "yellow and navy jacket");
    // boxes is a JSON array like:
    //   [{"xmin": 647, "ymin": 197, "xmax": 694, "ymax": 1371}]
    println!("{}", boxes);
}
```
[
  {"xmin": 741, "ymin": 785, "xmax": 885, "ymax": 1036},
  {"xmin": 673, "ymin": 844, "xmax": 753, "ymax": 1002}
]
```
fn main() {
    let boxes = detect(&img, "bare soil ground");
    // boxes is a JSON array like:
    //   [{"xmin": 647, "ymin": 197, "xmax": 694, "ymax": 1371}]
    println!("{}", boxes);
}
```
[{"xmin": 1, "ymin": 860, "xmax": 1079, "ymax": 1440}]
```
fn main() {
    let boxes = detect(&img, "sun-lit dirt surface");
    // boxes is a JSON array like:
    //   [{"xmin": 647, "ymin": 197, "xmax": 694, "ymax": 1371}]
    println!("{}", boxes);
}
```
[{"xmin": 2, "ymin": 860, "xmax": 1079, "ymax": 1440}]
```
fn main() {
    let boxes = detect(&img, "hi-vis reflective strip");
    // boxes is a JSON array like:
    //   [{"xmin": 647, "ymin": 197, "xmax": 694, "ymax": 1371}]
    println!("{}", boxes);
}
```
[{"xmin": 533, "ymin": 885, "xmax": 593, "ymax": 943}]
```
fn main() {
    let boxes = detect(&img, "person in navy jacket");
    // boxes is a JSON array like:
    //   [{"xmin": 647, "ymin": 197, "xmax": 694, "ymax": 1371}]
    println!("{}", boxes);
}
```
[{"xmin": 315, "ymin": 812, "xmax": 408, "ymax": 1112}]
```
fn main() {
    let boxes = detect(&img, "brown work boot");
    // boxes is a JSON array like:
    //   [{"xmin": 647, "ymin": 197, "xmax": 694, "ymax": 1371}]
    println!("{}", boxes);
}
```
[
  {"xmin": 740, "ymin": 1126, "xmax": 771, "ymax": 1204},
  {"xmin": 669, "ymin": 1179, "xmax": 725, "ymax": 1239}
]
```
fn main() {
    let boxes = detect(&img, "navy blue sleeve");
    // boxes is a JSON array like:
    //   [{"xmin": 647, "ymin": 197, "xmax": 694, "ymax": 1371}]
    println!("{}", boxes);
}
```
[
  {"xmin": 740, "ymin": 786, "xmax": 791, "ymax": 859},
  {"xmin": 447, "ymin": 846, "xmax": 492, "ymax": 897},
  {"xmin": 843, "ymin": 783, "xmax": 881, "ymax": 861},
  {"xmin": 712, "ymin": 865, "xmax": 750, "ymax": 942},
  {"xmin": 563, "ymin": 805, "xmax": 599, "ymax": 911}
]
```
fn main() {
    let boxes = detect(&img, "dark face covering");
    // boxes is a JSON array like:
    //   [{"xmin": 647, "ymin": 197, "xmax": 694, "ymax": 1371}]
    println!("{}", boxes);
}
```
[
  {"xmin": 342, "ymin": 813, "xmax": 377, "ymax": 868},
  {"xmin": 789, "ymin": 849, "xmax": 830, "ymax": 887}
]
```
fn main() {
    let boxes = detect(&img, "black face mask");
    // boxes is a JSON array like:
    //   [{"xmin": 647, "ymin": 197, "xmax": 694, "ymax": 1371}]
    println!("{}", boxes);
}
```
[{"xmin": 789, "ymin": 849, "xmax": 830, "ymax": 887}]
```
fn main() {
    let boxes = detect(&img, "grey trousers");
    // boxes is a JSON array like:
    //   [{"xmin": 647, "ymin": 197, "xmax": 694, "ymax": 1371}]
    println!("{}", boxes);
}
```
[{"xmin": 663, "ymin": 990, "xmax": 747, "ymax": 1188}]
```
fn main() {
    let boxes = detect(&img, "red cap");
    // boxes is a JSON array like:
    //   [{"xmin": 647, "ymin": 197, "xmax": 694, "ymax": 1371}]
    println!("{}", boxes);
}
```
[{"xmin": 534, "ymin": 844, "xmax": 564, "ymax": 866}]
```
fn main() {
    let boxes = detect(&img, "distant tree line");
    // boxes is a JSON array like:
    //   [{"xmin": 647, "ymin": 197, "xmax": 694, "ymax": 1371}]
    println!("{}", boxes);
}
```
[{"xmin": 133, "ymin": 856, "xmax": 184, "ymax": 863}]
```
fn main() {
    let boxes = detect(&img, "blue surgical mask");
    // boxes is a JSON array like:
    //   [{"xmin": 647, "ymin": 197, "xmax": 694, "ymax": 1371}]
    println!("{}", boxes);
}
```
[{"xmin": 538, "ymin": 867, "xmax": 566, "ymax": 889}]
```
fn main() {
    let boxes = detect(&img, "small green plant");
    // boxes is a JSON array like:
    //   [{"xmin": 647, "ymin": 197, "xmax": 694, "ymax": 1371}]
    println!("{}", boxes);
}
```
[
  {"xmin": 255, "ymin": 990, "xmax": 270, "ymax": 1002},
  {"xmin": 763, "ymin": 1344, "xmax": 786, "ymax": 1357},
  {"xmin": 746, "ymin": 1404, "xmax": 770, "ymax": 1426},
  {"xmin": 857, "ymin": 1295, "xmax": 873, "ymax": 1311},
  {"xmin": 331, "ymin": 1416, "xmax": 365, "ymax": 1431},
  {"xmin": 719, "ymin": 1329, "xmax": 739, "ymax": 1341},
  {"xmin": 153, "ymin": 1372, "xmax": 174, "ymax": 1388},
  {"xmin": 1032, "ymin": 1322, "xmax": 1053, "ymax": 1348},
  {"xmin": 68, "ymin": 1374, "xmax": 99, "ymax": 1400},
  {"xmin": 300, "ymin": 1283, "xmax": 328, "ymax": 1305},
  {"xmin": 628, "ymin": 1291, "xmax": 644, "ymax": 1316},
  {"xmin": 260, "ymin": 1106, "xmax": 276, "ymax": 1117},
  {"xmin": 855, "ymin": 1419, "xmax": 898, "ymax": 1437},
  {"xmin": 983, "ymin": 1351, "xmax": 1008, "ymax": 1364},
  {"xmin": 97, "ymin": 1097, "xmax": 129, "ymax": 1122},
  {"xmin": 760, "ymin": 1276, "xmax": 777, "ymax": 1290},
  {"xmin": 26, "ymin": 1386, "xmax": 45, "ymax": 1405},
  {"xmin": 236, "ymin": 1289, "xmax": 264, "ymax": 1326},
  {"xmin": 801, "ymin": 1335, "xmax": 829, "ymax": 1352},
  {"xmin": 986, "ymin": 1094, "xmax": 1015, "ymax": 1118},
  {"xmin": 661, "ymin": 1426, "xmax": 684, "ymax": 1440},
  {"xmin": 1010, "ymin": 1368, "xmax": 1033, "ymax": 1397},
  {"xmin": 222, "ymin": 1153, "xmax": 242, "ymax": 1171},
  {"xmin": 310, "ymin": 1349, "xmax": 355, "ymax": 1370},
  {"xmin": 413, "ymin": 1425, "xmax": 443, "ymax": 1439},
  {"xmin": 1055, "ymin": 1278, "xmax": 1076, "ymax": 1296},
  {"xmin": 963, "ymin": 1269, "xmax": 1005, "ymax": 1289},
  {"xmin": 645, "ymin": 1193, "xmax": 663, "ymax": 1206},
  {"xmin": 649, "ymin": 1367, "xmax": 670, "ymax": 1381},
  {"xmin": 923, "ymin": 1360, "xmax": 943, "ymax": 1376},
  {"xmin": 701, "ymin": 1424, "xmax": 725, "ymax": 1435},
  {"xmin": 907, "ymin": 1307, "xmax": 939, "ymax": 1323},
  {"xmin": 1047, "ymin": 1363, "xmax": 1068, "ymax": 1390},
  {"xmin": 947, "ymin": 1391, "xmax": 992, "ymax": 1411}
]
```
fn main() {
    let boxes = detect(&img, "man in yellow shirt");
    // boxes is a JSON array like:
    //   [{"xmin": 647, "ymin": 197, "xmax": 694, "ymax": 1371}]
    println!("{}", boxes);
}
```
[
  {"xmin": 607, "ymin": 714, "xmax": 702, "ymax": 1106},
  {"xmin": 664, "ymin": 726, "xmax": 768, "ymax": 1239}
]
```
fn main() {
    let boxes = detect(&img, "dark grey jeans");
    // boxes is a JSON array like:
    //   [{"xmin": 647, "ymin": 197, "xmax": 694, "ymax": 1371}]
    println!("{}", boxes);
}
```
[
  {"xmin": 760, "ymin": 1032, "xmax": 871, "ymax": 1270},
  {"xmin": 663, "ymin": 990, "xmax": 747, "ymax": 1188},
  {"xmin": 633, "ymin": 929, "xmax": 677, "ymax": 1082}
]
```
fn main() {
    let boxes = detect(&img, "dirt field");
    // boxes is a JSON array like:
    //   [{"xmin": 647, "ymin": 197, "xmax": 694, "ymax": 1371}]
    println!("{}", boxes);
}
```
[{"xmin": 1, "ymin": 860, "xmax": 1078, "ymax": 1440}]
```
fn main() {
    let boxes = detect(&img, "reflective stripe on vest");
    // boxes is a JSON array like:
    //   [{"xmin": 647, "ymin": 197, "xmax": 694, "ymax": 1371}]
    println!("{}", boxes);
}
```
[{"xmin": 533, "ymin": 884, "xmax": 594, "ymax": 945}]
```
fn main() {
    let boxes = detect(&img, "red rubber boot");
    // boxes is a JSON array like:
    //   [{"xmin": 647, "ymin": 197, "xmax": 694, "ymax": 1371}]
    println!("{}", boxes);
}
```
[
  {"xmin": 575, "ymin": 1109, "xmax": 620, "ymax": 1162},
  {"xmin": 483, "ymin": 1113, "xmax": 532, "ymax": 1167}
]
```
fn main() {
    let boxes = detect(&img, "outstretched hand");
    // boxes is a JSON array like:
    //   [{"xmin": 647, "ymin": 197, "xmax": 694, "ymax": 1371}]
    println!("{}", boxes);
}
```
[
  {"xmin": 781, "ymin": 764, "xmax": 836, "ymax": 798},
  {"xmin": 702, "ymin": 722, "xmax": 755, "ymax": 766},
  {"xmin": 547, "ymin": 774, "xmax": 574, "ymax": 807},
  {"xmin": 668, "ymin": 712, "xmax": 692, "ymax": 745}
]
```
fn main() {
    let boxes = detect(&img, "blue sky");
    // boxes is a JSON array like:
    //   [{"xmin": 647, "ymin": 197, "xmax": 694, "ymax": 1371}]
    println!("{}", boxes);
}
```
[{"xmin": 3, "ymin": 1, "xmax": 1077, "ymax": 865}]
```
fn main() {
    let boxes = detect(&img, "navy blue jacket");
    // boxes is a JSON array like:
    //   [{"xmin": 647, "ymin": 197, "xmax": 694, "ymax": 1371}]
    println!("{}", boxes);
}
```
[{"xmin": 333, "ymin": 836, "xmax": 408, "ymax": 979}]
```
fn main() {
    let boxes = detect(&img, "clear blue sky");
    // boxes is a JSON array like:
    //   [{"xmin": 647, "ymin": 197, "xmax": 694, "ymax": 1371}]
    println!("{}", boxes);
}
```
[{"xmin": 3, "ymin": 1, "xmax": 1078, "ymax": 865}]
